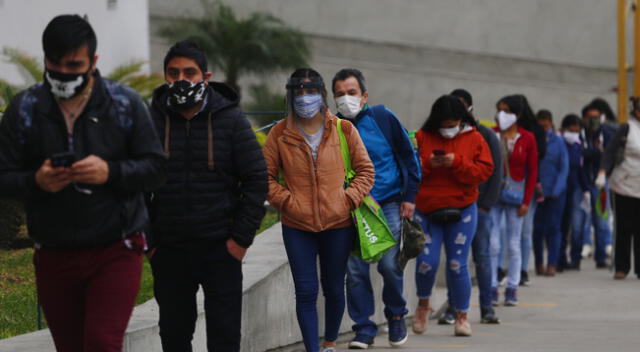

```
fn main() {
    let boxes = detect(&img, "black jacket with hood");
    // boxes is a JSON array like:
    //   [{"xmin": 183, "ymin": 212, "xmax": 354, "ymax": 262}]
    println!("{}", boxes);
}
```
[
  {"xmin": 148, "ymin": 82, "xmax": 267, "ymax": 248},
  {"xmin": 0, "ymin": 72, "xmax": 166, "ymax": 248}
]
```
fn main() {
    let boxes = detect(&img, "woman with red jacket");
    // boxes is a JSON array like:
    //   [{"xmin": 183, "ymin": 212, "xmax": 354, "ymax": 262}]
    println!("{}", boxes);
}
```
[
  {"xmin": 489, "ymin": 102, "xmax": 538, "ymax": 307},
  {"xmin": 411, "ymin": 95, "xmax": 493, "ymax": 337}
]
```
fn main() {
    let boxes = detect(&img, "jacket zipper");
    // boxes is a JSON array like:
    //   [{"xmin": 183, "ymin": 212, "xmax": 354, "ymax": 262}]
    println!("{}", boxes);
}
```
[{"xmin": 185, "ymin": 119, "xmax": 192, "ymax": 211}]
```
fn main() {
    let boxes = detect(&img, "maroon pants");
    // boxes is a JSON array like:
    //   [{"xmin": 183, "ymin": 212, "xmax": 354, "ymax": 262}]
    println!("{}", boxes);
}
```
[{"xmin": 34, "ymin": 233, "xmax": 145, "ymax": 352}]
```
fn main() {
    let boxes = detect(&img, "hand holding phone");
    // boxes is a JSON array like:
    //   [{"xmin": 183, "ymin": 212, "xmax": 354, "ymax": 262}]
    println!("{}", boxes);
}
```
[{"xmin": 50, "ymin": 151, "xmax": 76, "ymax": 168}]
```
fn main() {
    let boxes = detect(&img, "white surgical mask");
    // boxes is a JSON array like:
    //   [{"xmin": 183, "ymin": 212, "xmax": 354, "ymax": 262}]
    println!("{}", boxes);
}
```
[
  {"xmin": 563, "ymin": 131, "xmax": 580, "ymax": 145},
  {"xmin": 439, "ymin": 125, "xmax": 460, "ymax": 139},
  {"xmin": 335, "ymin": 95, "xmax": 362, "ymax": 118},
  {"xmin": 497, "ymin": 111, "xmax": 517, "ymax": 131}
]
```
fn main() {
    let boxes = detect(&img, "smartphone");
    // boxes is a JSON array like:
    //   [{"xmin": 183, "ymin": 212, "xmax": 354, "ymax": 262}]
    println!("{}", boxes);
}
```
[
  {"xmin": 50, "ymin": 151, "xmax": 76, "ymax": 168},
  {"xmin": 433, "ymin": 149, "xmax": 446, "ymax": 156}
]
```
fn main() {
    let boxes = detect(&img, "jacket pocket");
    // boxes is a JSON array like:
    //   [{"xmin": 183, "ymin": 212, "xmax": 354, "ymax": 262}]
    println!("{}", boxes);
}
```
[{"xmin": 323, "ymin": 189, "xmax": 351, "ymax": 225}]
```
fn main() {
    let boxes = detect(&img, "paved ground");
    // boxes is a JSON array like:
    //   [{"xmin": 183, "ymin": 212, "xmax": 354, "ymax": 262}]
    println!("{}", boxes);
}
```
[{"xmin": 275, "ymin": 261, "xmax": 640, "ymax": 352}]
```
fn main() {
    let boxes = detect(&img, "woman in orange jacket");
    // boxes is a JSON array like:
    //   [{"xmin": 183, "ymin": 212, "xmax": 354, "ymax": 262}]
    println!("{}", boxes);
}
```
[
  {"xmin": 411, "ymin": 95, "xmax": 493, "ymax": 337},
  {"xmin": 263, "ymin": 68, "xmax": 374, "ymax": 352}
]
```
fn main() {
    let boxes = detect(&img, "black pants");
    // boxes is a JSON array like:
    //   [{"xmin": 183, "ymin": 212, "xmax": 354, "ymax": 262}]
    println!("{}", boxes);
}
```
[
  {"xmin": 613, "ymin": 193, "xmax": 640, "ymax": 276},
  {"xmin": 151, "ymin": 239, "xmax": 243, "ymax": 352}
]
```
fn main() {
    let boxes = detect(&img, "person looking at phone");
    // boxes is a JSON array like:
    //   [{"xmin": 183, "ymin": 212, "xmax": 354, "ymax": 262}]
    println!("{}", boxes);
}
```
[
  {"xmin": 411, "ymin": 95, "xmax": 493, "ymax": 337},
  {"xmin": 0, "ymin": 15, "xmax": 166, "ymax": 351}
]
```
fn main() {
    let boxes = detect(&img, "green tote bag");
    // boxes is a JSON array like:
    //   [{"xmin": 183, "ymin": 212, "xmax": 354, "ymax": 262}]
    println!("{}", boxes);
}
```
[{"xmin": 337, "ymin": 119, "xmax": 397, "ymax": 263}]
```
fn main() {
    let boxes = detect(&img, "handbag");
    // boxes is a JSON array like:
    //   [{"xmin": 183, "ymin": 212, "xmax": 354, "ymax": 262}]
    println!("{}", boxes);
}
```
[
  {"xmin": 499, "ymin": 138, "xmax": 525, "ymax": 206},
  {"xmin": 397, "ymin": 217, "xmax": 426, "ymax": 270},
  {"xmin": 337, "ymin": 119, "xmax": 397, "ymax": 263},
  {"xmin": 427, "ymin": 207, "xmax": 462, "ymax": 224}
]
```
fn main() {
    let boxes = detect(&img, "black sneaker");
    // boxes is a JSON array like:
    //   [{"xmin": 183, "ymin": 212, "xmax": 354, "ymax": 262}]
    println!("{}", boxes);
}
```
[
  {"xmin": 438, "ymin": 305, "xmax": 456, "ymax": 325},
  {"xmin": 348, "ymin": 333, "xmax": 374, "ymax": 349},
  {"xmin": 596, "ymin": 262, "xmax": 609, "ymax": 269},
  {"xmin": 480, "ymin": 307, "xmax": 501, "ymax": 324},
  {"xmin": 519, "ymin": 271, "xmax": 530, "ymax": 286}
]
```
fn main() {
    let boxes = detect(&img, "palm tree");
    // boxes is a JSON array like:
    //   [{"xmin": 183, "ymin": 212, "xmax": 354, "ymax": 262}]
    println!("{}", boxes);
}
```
[{"xmin": 157, "ymin": 0, "xmax": 310, "ymax": 94}]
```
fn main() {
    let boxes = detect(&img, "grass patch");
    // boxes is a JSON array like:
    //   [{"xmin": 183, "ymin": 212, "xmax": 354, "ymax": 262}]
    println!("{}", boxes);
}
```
[
  {"xmin": 0, "ymin": 249, "xmax": 155, "ymax": 339},
  {"xmin": 0, "ymin": 211, "xmax": 280, "ymax": 339}
]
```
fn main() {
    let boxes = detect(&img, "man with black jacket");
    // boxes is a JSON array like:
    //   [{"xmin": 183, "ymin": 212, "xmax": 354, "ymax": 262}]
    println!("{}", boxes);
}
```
[
  {"xmin": 147, "ymin": 41, "xmax": 268, "ymax": 352},
  {"xmin": 0, "ymin": 15, "xmax": 166, "ymax": 351}
]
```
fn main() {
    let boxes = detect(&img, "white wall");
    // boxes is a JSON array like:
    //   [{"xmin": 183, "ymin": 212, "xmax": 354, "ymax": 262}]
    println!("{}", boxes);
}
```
[
  {"xmin": 0, "ymin": 0, "xmax": 150, "ymax": 86},
  {"xmin": 151, "ymin": 0, "xmax": 623, "ymax": 69}
]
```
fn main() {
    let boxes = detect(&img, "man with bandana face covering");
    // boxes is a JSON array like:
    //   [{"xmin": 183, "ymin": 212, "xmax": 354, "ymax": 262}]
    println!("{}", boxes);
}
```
[
  {"xmin": 147, "ymin": 40, "xmax": 268, "ymax": 352},
  {"xmin": 0, "ymin": 15, "xmax": 166, "ymax": 351}
]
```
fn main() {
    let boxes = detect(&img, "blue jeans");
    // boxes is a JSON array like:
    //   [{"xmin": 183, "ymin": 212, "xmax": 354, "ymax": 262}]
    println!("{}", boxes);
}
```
[
  {"xmin": 533, "ymin": 193, "xmax": 566, "ymax": 267},
  {"xmin": 490, "ymin": 202, "xmax": 525, "ymax": 289},
  {"xmin": 521, "ymin": 199, "xmax": 537, "ymax": 272},
  {"xmin": 589, "ymin": 185, "xmax": 613, "ymax": 264},
  {"xmin": 446, "ymin": 207, "xmax": 493, "ymax": 309},
  {"xmin": 415, "ymin": 203, "xmax": 477, "ymax": 312},
  {"xmin": 346, "ymin": 202, "xmax": 406, "ymax": 337},
  {"xmin": 282, "ymin": 225, "xmax": 355, "ymax": 352},
  {"xmin": 562, "ymin": 187, "xmax": 590, "ymax": 265}
]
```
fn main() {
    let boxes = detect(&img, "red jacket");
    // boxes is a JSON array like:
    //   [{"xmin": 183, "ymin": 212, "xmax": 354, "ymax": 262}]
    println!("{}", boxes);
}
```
[
  {"xmin": 492, "ymin": 126, "xmax": 539, "ymax": 205},
  {"xmin": 415, "ymin": 127, "xmax": 494, "ymax": 214}
]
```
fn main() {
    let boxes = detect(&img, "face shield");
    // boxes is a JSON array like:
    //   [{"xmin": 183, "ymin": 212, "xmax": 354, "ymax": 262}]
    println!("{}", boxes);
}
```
[{"xmin": 285, "ymin": 76, "xmax": 326, "ymax": 117}]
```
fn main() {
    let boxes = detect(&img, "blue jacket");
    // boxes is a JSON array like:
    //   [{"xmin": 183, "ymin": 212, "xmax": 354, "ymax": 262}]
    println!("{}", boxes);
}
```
[
  {"xmin": 565, "ymin": 140, "xmax": 590, "ymax": 193},
  {"xmin": 340, "ymin": 105, "xmax": 420, "ymax": 204},
  {"xmin": 539, "ymin": 132, "xmax": 569, "ymax": 197}
]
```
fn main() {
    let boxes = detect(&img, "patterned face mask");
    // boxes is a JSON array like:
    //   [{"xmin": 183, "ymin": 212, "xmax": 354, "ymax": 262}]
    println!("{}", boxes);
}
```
[
  {"xmin": 44, "ymin": 68, "xmax": 91, "ymax": 100},
  {"xmin": 293, "ymin": 93, "xmax": 323, "ymax": 119},
  {"xmin": 167, "ymin": 80, "xmax": 206, "ymax": 109}
]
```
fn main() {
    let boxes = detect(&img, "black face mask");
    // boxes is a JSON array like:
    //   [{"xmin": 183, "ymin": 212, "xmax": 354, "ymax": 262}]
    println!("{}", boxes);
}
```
[
  {"xmin": 44, "ymin": 68, "xmax": 91, "ymax": 100},
  {"xmin": 167, "ymin": 80, "xmax": 207, "ymax": 110}
]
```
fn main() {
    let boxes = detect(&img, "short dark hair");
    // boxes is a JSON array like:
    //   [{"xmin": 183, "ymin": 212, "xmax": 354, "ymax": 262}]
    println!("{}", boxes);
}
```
[
  {"xmin": 536, "ymin": 109, "xmax": 553, "ymax": 122},
  {"xmin": 163, "ymin": 40, "xmax": 208, "ymax": 74},
  {"xmin": 561, "ymin": 114, "xmax": 582, "ymax": 129},
  {"xmin": 42, "ymin": 15, "xmax": 97, "ymax": 64},
  {"xmin": 581, "ymin": 103, "xmax": 600, "ymax": 117},
  {"xmin": 450, "ymin": 89, "xmax": 473, "ymax": 107},
  {"xmin": 331, "ymin": 68, "xmax": 367, "ymax": 94},
  {"xmin": 421, "ymin": 95, "xmax": 477, "ymax": 133}
]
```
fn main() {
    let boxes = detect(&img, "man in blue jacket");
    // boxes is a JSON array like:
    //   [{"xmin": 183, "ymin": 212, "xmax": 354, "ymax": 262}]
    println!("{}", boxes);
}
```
[
  {"xmin": 533, "ymin": 110, "xmax": 569, "ymax": 276},
  {"xmin": 332, "ymin": 68, "xmax": 420, "ymax": 349}
]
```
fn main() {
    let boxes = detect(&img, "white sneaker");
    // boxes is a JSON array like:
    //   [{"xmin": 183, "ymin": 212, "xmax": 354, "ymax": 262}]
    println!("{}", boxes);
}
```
[
  {"xmin": 582, "ymin": 244, "xmax": 592, "ymax": 259},
  {"xmin": 606, "ymin": 244, "xmax": 613, "ymax": 257}
]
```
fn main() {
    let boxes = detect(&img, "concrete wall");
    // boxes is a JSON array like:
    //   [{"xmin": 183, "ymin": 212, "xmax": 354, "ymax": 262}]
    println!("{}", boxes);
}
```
[
  {"xmin": 149, "ymin": 0, "xmax": 623, "ymax": 129},
  {"xmin": 0, "ymin": 0, "xmax": 150, "ymax": 86},
  {"xmin": 0, "ymin": 224, "xmax": 444, "ymax": 352}
]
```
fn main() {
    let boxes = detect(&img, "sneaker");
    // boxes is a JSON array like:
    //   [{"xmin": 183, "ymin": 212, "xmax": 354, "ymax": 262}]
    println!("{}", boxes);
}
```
[
  {"xmin": 480, "ymin": 307, "xmax": 500, "ymax": 324},
  {"xmin": 348, "ymin": 334, "xmax": 374, "ymax": 349},
  {"xmin": 519, "ymin": 271, "xmax": 530, "ymax": 286},
  {"xmin": 565, "ymin": 262, "xmax": 581, "ymax": 271},
  {"xmin": 596, "ymin": 262, "xmax": 609, "ymax": 269},
  {"xmin": 497, "ymin": 268, "xmax": 507, "ymax": 287},
  {"xmin": 411, "ymin": 302, "xmax": 432, "ymax": 334},
  {"xmin": 504, "ymin": 288, "xmax": 518, "ymax": 306},
  {"xmin": 491, "ymin": 287, "xmax": 499, "ymax": 307},
  {"xmin": 454, "ymin": 312, "xmax": 472, "ymax": 336},
  {"xmin": 388, "ymin": 317, "xmax": 408, "ymax": 347},
  {"xmin": 582, "ymin": 244, "xmax": 592, "ymax": 258},
  {"xmin": 323, "ymin": 341, "xmax": 338, "ymax": 352},
  {"xmin": 438, "ymin": 305, "xmax": 456, "ymax": 325}
]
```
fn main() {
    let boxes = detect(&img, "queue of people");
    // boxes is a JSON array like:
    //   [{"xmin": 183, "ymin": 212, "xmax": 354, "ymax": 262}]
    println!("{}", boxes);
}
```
[{"xmin": 1, "ymin": 14, "xmax": 637, "ymax": 352}]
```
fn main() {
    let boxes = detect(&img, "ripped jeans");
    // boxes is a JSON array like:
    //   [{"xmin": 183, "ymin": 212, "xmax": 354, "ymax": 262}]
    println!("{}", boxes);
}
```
[{"xmin": 415, "ymin": 203, "xmax": 477, "ymax": 312}]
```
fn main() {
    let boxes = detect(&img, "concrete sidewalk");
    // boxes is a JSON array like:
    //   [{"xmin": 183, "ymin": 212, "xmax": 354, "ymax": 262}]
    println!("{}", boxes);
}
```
[{"xmin": 274, "ymin": 263, "xmax": 640, "ymax": 352}]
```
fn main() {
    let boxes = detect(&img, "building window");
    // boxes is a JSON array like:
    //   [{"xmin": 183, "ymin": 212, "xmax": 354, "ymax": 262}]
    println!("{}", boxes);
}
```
[{"xmin": 107, "ymin": 0, "xmax": 117, "ymax": 10}]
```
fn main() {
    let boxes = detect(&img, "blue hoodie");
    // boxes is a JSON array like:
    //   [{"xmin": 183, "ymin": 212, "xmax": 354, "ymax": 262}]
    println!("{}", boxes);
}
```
[
  {"xmin": 565, "ymin": 139, "xmax": 590, "ymax": 193},
  {"xmin": 340, "ymin": 105, "xmax": 420, "ymax": 204},
  {"xmin": 539, "ymin": 131, "xmax": 569, "ymax": 197}
]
